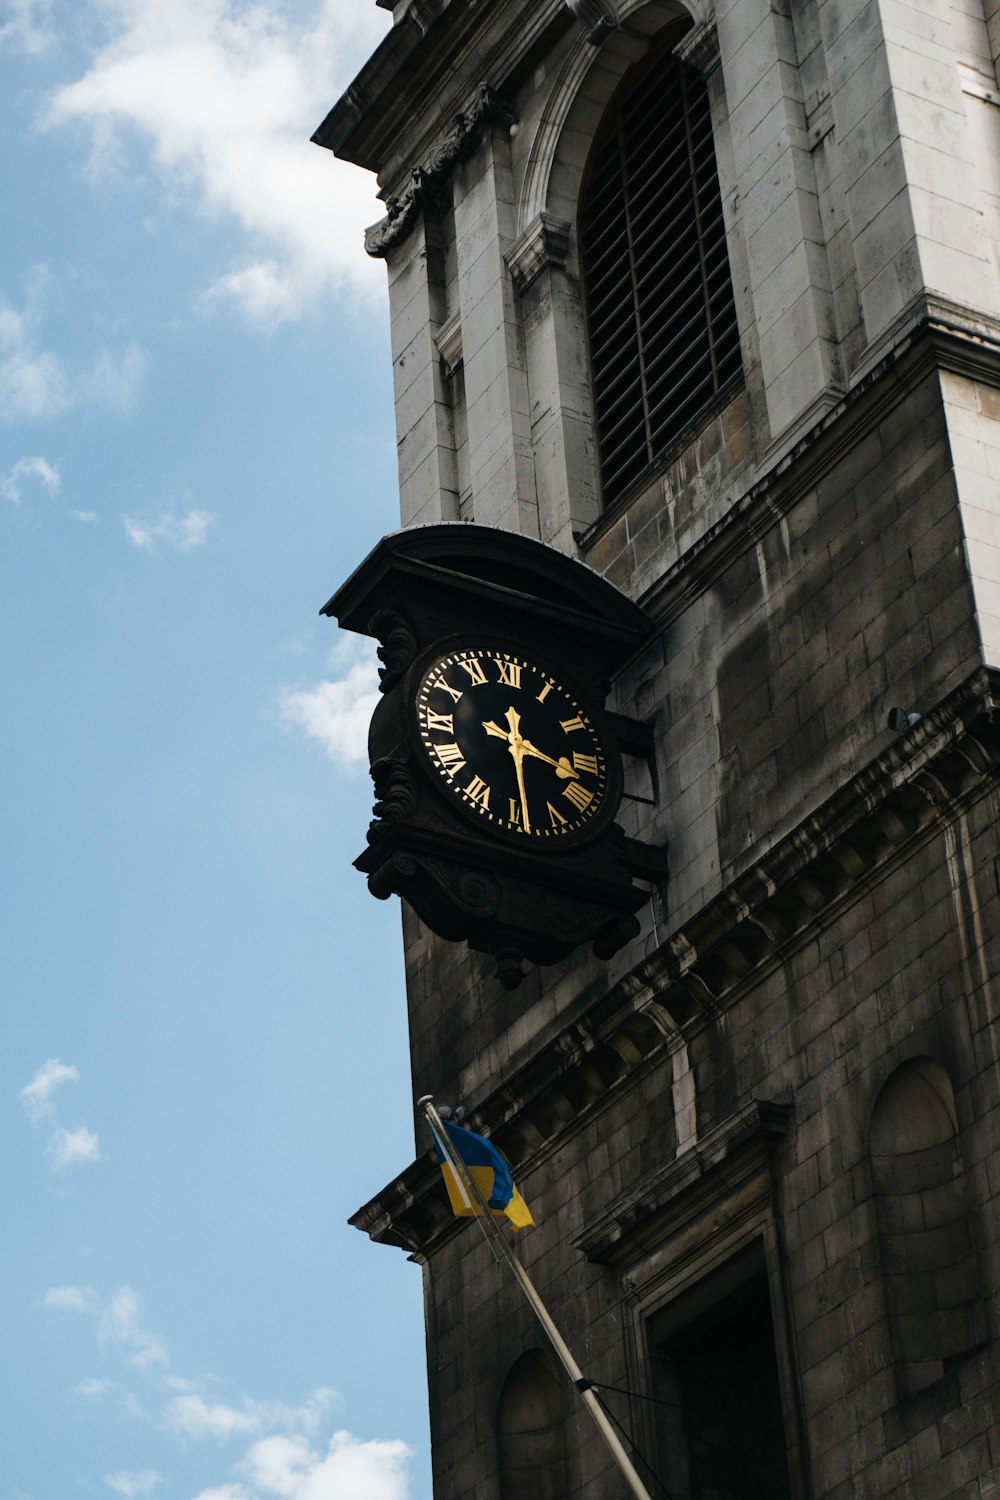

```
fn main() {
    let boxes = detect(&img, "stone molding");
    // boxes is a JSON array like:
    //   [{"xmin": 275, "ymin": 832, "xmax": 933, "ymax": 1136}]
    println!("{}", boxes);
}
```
[
  {"xmin": 575, "ymin": 1099, "xmax": 791, "ymax": 1266},
  {"xmin": 349, "ymin": 667, "xmax": 1000, "ymax": 1254},
  {"xmin": 673, "ymin": 18, "xmax": 720, "ymax": 77},
  {"xmin": 563, "ymin": 0, "xmax": 618, "ymax": 46},
  {"xmin": 363, "ymin": 82, "xmax": 516, "ymax": 258},
  {"xmin": 433, "ymin": 311, "xmax": 463, "ymax": 378},
  {"xmin": 505, "ymin": 213, "xmax": 572, "ymax": 294}
]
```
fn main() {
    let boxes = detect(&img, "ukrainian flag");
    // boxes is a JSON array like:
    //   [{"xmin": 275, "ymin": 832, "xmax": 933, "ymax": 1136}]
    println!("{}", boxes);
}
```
[{"xmin": 434, "ymin": 1119, "xmax": 535, "ymax": 1230}]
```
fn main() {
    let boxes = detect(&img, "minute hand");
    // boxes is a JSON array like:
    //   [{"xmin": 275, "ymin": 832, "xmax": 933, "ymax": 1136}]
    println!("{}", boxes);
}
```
[{"xmin": 519, "ymin": 737, "xmax": 577, "ymax": 779}]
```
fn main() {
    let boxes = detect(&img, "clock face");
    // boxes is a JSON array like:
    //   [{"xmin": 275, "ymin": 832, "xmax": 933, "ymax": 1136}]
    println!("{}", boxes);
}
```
[{"xmin": 413, "ymin": 643, "xmax": 618, "ymax": 844}]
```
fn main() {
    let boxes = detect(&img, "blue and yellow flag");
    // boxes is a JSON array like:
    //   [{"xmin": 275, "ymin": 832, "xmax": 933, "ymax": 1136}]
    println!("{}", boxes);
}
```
[{"xmin": 433, "ymin": 1119, "xmax": 535, "ymax": 1230}]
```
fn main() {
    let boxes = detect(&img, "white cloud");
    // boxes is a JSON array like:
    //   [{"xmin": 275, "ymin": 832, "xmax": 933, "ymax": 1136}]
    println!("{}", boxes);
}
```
[
  {"xmin": 46, "ymin": 1124, "xmax": 102, "ymax": 1170},
  {"xmin": 82, "ymin": 341, "xmax": 148, "ymax": 413},
  {"xmin": 19, "ymin": 1057, "xmax": 78, "ymax": 1119},
  {"xmin": 279, "ymin": 640, "xmax": 379, "ymax": 772},
  {"xmin": 0, "ymin": 295, "xmax": 68, "ymax": 420},
  {"xmin": 1, "ymin": 453, "xmax": 60, "ymax": 504},
  {"xmin": 192, "ymin": 1488, "xmax": 251, "ymax": 1500},
  {"xmin": 123, "ymin": 508, "xmax": 213, "ymax": 551},
  {"xmin": 243, "ymin": 1430, "xmax": 411, "ymax": 1500},
  {"xmin": 165, "ymin": 1394, "xmax": 261, "ymax": 1442},
  {"xmin": 101, "ymin": 1286, "xmax": 169, "ymax": 1368},
  {"xmin": 72, "ymin": 509, "xmax": 99, "ymax": 522},
  {"xmin": 0, "ymin": 285, "xmax": 147, "ymax": 422},
  {"xmin": 0, "ymin": 0, "xmax": 53, "ymax": 54},
  {"xmin": 105, "ymin": 1472, "xmax": 163, "ymax": 1499},
  {"xmin": 47, "ymin": 0, "xmax": 392, "ymax": 326},
  {"xmin": 43, "ymin": 1284, "xmax": 97, "ymax": 1312},
  {"xmin": 165, "ymin": 1386, "xmax": 337, "ymax": 1443},
  {"xmin": 74, "ymin": 1377, "xmax": 121, "ymax": 1398}
]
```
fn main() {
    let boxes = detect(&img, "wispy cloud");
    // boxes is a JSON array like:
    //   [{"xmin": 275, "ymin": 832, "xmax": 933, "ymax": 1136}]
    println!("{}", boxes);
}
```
[
  {"xmin": 47, "ymin": 0, "xmax": 392, "ymax": 326},
  {"xmin": 101, "ymin": 1286, "xmax": 169, "ymax": 1368},
  {"xmin": 0, "ymin": 282, "xmax": 147, "ymax": 423},
  {"xmin": 46, "ymin": 1124, "xmax": 102, "ymax": 1170},
  {"xmin": 43, "ymin": 1284, "xmax": 98, "ymax": 1312},
  {"xmin": 165, "ymin": 1394, "xmax": 261, "ymax": 1442},
  {"xmin": 0, "ymin": 0, "xmax": 53, "ymax": 54},
  {"xmin": 123, "ymin": 508, "xmax": 213, "ymax": 551},
  {"xmin": 164, "ymin": 1386, "xmax": 337, "ymax": 1443},
  {"xmin": 105, "ymin": 1471, "xmax": 163, "ymax": 1499},
  {"xmin": 1, "ymin": 454, "xmax": 60, "ymax": 504},
  {"xmin": 279, "ymin": 639, "xmax": 379, "ymax": 772},
  {"xmin": 19, "ymin": 1057, "xmax": 78, "ymax": 1120}
]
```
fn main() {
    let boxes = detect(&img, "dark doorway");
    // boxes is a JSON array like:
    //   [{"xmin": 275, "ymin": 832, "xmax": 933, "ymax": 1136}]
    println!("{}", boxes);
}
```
[{"xmin": 649, "ymin": 1250, "xmax": 792, "ymax": 1500}]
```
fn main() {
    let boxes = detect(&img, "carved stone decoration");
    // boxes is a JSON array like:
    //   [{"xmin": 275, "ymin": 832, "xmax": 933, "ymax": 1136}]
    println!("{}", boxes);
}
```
[
  {"xmin": 674, "ymin": 20, "xmax": 721, "ymax": 77},
  {"xmin": 367, "ymin": 754, "xmax": 418, "ymax": 841},
  {"xmin": 506, "ymin": 213, "xmax": 571, "ymax": 295},
  {"xmin": 368, "ymin": 608, "xmax": 418, "ymax": 691},
  {"xmin": 564, "ymin": 0, "xmax": 618, "ymax": 46},
  {"xmin": 364, "ymin": 83, "xmax": 517, "ymax": 258}
]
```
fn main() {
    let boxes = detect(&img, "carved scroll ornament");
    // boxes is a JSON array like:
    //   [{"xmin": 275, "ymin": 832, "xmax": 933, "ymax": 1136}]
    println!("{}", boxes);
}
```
[{"xmin": 364, "ymin": 83, "xmax": 517, "ymax": 259}]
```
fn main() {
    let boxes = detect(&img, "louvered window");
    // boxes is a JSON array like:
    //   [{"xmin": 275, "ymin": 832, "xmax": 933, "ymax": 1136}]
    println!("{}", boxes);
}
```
[{"xmin": 580, "ymin": 43, "xmax": 742, "ymax": 508}]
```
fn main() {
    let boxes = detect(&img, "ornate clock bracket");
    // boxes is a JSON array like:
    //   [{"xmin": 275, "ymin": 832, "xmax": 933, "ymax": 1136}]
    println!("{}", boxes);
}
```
[{"xmin": 322, "ymin": 524, "xmax": 668, "ymax": 987}]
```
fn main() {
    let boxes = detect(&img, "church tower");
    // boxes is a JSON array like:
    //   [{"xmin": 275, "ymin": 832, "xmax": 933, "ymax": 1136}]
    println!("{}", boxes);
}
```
[{"xmin": 317, "ymin": 0, "xmax": 1000, "ymax": 1494}]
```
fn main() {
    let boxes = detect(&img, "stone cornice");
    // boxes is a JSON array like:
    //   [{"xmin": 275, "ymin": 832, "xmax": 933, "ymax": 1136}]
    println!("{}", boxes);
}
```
[
  {"xmin": 314, "ymin": 0, "xmax": 571, "ymax": 183},
  {"xmin": 361, "ymin": 83, "xmax": 517, "ymax": 259},
  {"xmin": 350, "ymin": 667, "xmax": 1000, "ymax": 1255},
  {"xmin": 575, "ymin": 1099, "xmax": 790, "ymax": 1266},
  {"xmin": 506, "ymin": 213, "xmax": 571, "ymax": 293}
]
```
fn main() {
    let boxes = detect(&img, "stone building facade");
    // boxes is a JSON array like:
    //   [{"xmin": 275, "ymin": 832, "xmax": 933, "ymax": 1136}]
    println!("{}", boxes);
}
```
[{"xmin": 316, "ymin": 0, "xmax": 1000, "ymax": 1495}]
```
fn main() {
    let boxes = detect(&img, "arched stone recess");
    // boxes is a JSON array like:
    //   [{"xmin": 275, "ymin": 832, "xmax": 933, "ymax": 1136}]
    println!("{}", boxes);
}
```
[
  {"xmin": 511, "ymin": 1, "xmax": 721, "ymax": 550},
  {"xmin": 495, "ymin": 1348, "xmax": 570, "ymax": 1500},
  {"xmin": 869, "ymin": 1057, "xmax": 987, "ymax": 1400},
  {"xmin": 518, "ymin": 0, "xmax": 707, "ymax": 244}
]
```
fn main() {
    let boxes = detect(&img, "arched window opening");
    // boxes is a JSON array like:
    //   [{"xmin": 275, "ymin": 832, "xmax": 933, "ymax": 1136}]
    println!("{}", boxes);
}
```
[
  {"xmin": 870, "ymin": 1058, "xmax": 986, "ymax": 1397},
  {"xmin": 579, "ymin": 37, "xmax": 742, "ymax": 509},
  {"xmin": 496, "ymin": 1349, "xmax": 568, "ymax": 1500}
]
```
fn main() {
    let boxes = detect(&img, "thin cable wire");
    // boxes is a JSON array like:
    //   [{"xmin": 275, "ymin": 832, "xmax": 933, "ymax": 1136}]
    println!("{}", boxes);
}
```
[{"xmin": 587, "ymin": 1385, "xmax": 678, "ymax": 1500}]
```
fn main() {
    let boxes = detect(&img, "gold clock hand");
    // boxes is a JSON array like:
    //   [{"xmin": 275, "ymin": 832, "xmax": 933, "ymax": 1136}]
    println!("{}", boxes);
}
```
[
  {"xmin": 481, "ymin": 708, "xmax": 532, "ymax": 831},
  {"xmin": 519, "ymin": 737, "xmax": 578, "ymax": 779}
]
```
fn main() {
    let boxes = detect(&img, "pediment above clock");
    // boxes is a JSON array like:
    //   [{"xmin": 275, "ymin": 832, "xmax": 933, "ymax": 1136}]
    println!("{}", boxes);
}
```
[{"xmin": 321, "ymin": 523, "xmax": 655, "ymax": 685}]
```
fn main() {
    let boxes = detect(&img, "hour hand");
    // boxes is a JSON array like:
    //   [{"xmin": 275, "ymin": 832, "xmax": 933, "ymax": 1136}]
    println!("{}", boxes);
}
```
[
  {"xmin": 482, "ymin": 719, "xmax": 510, "ymax": 741},
  {"xmin": 519, "ymin": 737, "xmax": 577, "ymax": 779}
]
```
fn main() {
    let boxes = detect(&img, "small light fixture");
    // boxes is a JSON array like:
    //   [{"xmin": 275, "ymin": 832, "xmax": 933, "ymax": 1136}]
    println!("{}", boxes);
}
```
[{"xmin": 887, "ymin": 707, "xmax": 921, "ymax": 732}]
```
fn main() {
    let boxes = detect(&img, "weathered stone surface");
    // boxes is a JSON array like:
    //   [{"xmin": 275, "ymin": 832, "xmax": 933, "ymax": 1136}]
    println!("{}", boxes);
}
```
[{"xmin": 320, "ymin": 1, "xmax": 1000, "ymax": 1495}]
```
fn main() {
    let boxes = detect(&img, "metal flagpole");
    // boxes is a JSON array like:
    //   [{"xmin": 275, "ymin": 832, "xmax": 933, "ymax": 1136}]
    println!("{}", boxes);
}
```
[{"xmin": 418, "ymin": 1096, "xmax": 654, "ymax": 1500}]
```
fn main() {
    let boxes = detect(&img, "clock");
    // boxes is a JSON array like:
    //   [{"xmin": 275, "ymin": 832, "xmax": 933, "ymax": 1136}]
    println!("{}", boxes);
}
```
[{"xmin": 412, "ymin": 642, "xmax": 622, "ymax": 845}]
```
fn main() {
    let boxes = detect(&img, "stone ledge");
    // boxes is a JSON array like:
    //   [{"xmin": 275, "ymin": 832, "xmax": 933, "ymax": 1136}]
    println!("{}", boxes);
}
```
[
  {"xmin": 575, "ymin": 1098, "xmax": 790, "ymax": 1266},
  {"xmin": 506, "ymin": 213, "xmax": 571, "ymax": 294},
  {"xmin": 349, "ymin": 667, "xmax": 1000, "ymax": 1255}
]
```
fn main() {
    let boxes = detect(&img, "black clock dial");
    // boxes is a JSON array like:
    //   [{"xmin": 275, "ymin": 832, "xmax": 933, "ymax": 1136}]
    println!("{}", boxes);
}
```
[{"xmin": 414, "ymin": 645, "xmax": 617, "ymax": 843}]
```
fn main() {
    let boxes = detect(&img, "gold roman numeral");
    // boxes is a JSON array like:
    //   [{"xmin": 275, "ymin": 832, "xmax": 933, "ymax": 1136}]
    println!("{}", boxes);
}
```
[
  {"xmin": 536, "ymin": 681, "xmax": 554, "ymax": 703},
  {"xmin": 435, "ymin": 742, "xmax": 466, "ymax": 776},
  {"xmin": 547, "ymin": 802, "xmax": 568, "ymax": 828},
  {"xmin": 495, "ymin": 657, "xmax": 522, "ymax": 689},
  {"xmin": 425, "ymin": 709, "xmax": 454, "ymax": 733},
  {"xmin": 459, "ymin": 657, "xmax": 488, "ymax": 686},
  {"xmin": 466, "ymin": 775, "xmax": 491, "ymax": 809},
  {"xmin": 435, "ymin": 676, "xmax": 463, "ymax": 703},
  {"xmin": 573, "ymin": 751, "xmax": 599, "ymax": 777},
  {"xmin": 560, "ymin": 715, "xmax": 585, "ymax": 733},
  {"xmin": 508, "ymin": 798, "xmax": 522, "ymax": 825},
  {"xmin": 563, "ymin": 781, "xmax": 594, "ymax": 812}
]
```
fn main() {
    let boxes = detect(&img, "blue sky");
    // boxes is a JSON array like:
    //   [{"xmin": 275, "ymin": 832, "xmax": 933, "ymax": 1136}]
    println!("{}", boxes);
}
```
[{"xmin": 1, "ymin": 3, "xmax": 435, "ymax": 1497}]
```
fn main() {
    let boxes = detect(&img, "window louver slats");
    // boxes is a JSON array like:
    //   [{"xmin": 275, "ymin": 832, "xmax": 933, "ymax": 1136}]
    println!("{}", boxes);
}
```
[{"xmin": 580, "ymin": 45, "xmax": 743, "ymax": 509}]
